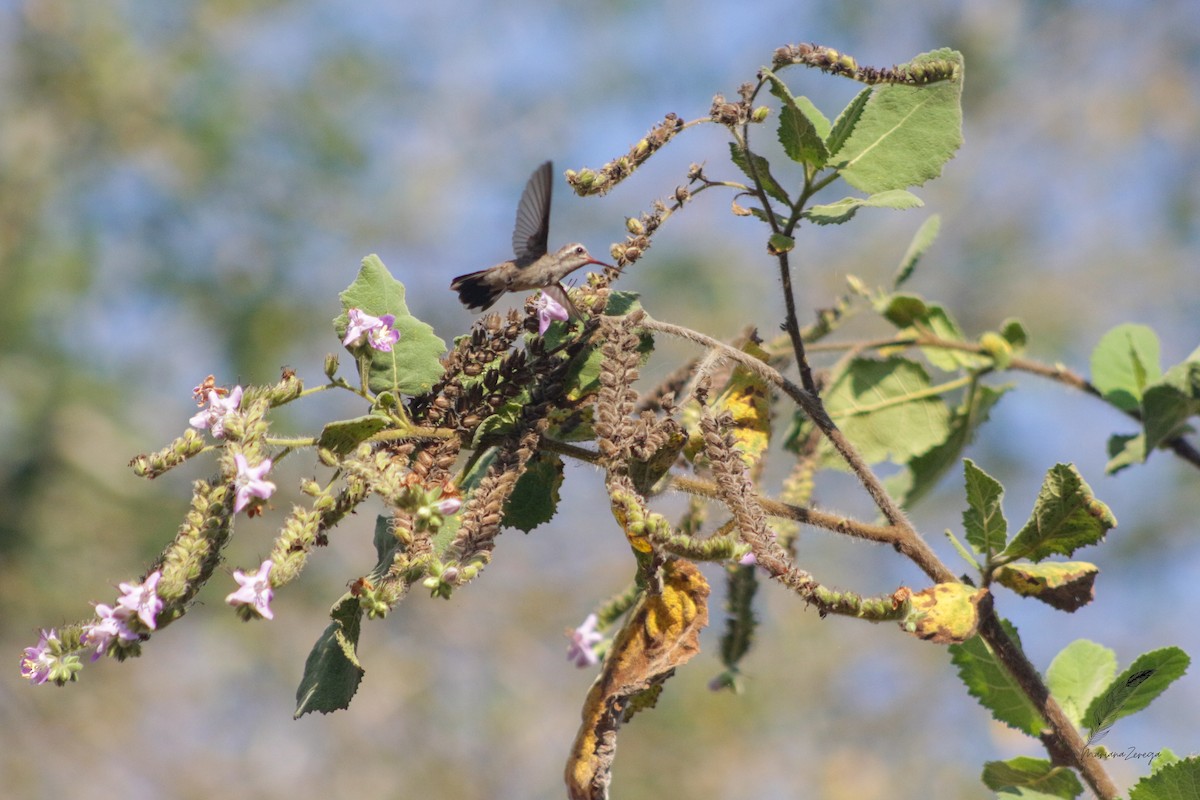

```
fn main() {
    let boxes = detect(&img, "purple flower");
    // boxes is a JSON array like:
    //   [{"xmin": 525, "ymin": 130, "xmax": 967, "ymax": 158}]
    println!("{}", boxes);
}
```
[
  {"xmin": 566, "ymin": 613, "xmax": 604, "ymax": 668},
  {"xmin": 233, "ymin": 453, "xmax": 275, "ymax": 513},
  {"xmin": 82, "ymin": 603, "xmax": 140, "ymax": 660},
  {"xmin": 226, "ymin": 560, "xmax": 275, "ymax": 620},
  {"xmin": 117, "ymin": 571, "xmax": 164, "ymax": 630},
  {"xmin": 738, "ymin": 550, "xmax": 757, "ymax": 566},
  {"xmin": 189, "ymin": 385, "xmax": 244, "ymax": 438},
  {"xmin": 20, "ymin": 629, "xmax": 58, "ymax": 685},
  {"xmin": 343, "ymin": 308, "xmax": 400, "ymax": 352},
  {"xmin": 536, "ymin": 292, "xmax": 569, "ymax": 336}
]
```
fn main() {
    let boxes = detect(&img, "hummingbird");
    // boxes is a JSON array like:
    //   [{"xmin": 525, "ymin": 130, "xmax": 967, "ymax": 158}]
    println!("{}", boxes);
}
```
[{"xmin": 450, "ymin": 161, "xmax": 612, "ymax": 313}]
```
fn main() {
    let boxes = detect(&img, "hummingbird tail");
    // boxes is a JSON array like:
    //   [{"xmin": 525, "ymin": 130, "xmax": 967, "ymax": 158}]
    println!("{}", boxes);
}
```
[{"xmin": 450, "ymin": 269, "xmax": 504, "ymax": 311}]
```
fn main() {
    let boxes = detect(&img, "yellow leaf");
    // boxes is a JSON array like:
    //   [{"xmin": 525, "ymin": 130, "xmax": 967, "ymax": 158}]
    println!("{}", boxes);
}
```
[{"xmin": 565, "ymin": 560, "xmax": 710, "ymax": 800}]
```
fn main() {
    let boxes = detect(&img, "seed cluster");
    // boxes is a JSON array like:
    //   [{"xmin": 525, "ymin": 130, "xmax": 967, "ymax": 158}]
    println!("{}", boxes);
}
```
[{"xmin": 770, "ymin": 43, "xmax": 959, "ymax": 85}]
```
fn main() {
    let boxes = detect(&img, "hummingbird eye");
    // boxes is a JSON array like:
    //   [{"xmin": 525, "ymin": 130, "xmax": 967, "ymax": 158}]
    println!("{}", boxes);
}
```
[{"xmin": 574, "ymin": 246, "xmax": 585, "ymax": 255}]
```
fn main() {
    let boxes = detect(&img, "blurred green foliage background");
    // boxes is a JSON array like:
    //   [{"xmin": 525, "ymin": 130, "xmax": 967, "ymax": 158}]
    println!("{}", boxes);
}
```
[{"xmin": 2, "ymin": 2, "xmax": 1198, "ymax": 798}]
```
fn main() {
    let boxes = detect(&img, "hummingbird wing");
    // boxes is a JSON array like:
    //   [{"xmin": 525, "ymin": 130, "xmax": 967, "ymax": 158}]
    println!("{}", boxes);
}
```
[{"xmin": 511, "ymin": 161, "xmax": 552, "ymax": 266}]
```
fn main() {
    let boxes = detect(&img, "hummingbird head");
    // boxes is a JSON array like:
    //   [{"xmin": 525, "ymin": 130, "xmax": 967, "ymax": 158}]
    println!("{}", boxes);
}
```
[{"xmin": 553, "ymin": 243, "xmax": 614, "ymax": 276}]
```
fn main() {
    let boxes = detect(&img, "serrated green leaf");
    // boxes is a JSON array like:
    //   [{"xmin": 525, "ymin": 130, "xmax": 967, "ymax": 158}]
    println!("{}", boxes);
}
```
[
  {"xmin": 1129, "ymin": 755, "xmax": 1200, "ymax": 800},
  {"xmin": 1046, "ymin": 640, "xmax": 1117, "ymax": 730},
  {"xmin": 767, "ymin": 233, "xmax": 795, "ymax": 253},
  {"xmin": 502, "ymin": 452, "xmax": 564, "ymax": 532},
  {"xmin": 817, "ymin": 356, "xmax": 951, "ymax": 468},
  {"xmin": 981, "ymin": 756, "xmax": 1084, "ymax": 798},
  {"xmin": 887, "ymin": 383, "xmax": 1008, "ymax": 508},
  {"xmin": 778, "ymin": 103, "xmax": 829, "ymax": 168},
  {"xmin": 826, "ymin": 87, "xmax": 872, "ymax": 160},
  {"xmin": 803, "ymin": 190, "xmax": 923, "ymax": 225},
  {"xmin": 994, "ymin": 561, "xmax": 1098, "ymax": 611},
  {"xmin": 317, "ymin": 415, "xmax": 391, "ymax": 455},
  {"xmin": 793, "ymin": 96, "xmax": 832, "ymax": 141},
  {"xmin": 949, "ymin": 619, "xmax": 1047, "ymax": 736},
  {"xmin": 837, "ymin": 49, "xmax": 964, "ymax": 193},
  {"xmin": 728, "ymin": 142, "xmax": 790, "ymax": 205},
  {"xmin": 337, "ymin": 255, "xmax": 446, "ymax": 396},
  {"xmin": 1084, "ymin": 647, "xmax": 1191, "ymax": 744},
  {"xmin": 892, "ymin": 214, "xmax": 941, "ymax": 288},
  {"xmin": 1001, "ymin": 464, "xmax": 1116, "ymax": 563},
  {"xmin": 1090, "ymin": 323, "xmax": 1162, "ymax": 413},
  {"xmin": 294, "ymin": 595, "xmax": 365, "ymax": 718},
  {"xmin": 962, "ymin": 458, "xmax": 1007, "ymax": 557}
]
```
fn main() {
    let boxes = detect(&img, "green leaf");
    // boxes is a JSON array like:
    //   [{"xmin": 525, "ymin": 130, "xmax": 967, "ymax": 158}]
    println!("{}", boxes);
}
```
[
  {"xmin": 817, "ymin": 356, "xmax": 951, "ymax": 468},
  {"xmin": 564, "ymin": 291, "xmax": 651, "ymax": 400},
  {"xmin": 764, "ymin": 69, "xmax": 829, "ymax": 168},
  {"xmin": 317, "ymin": 415, "xmax": 391, "ymax": 455},
  {"xmin": 1083, "ymin": 647, "xmax": 1191, "ymax": 744},
  {"xmin": 981, "ymin": 757, "xmax": 1084, "ymax": 798},
  {"xmin": 1129, "ymin": 755, "xmax": 1200, "ymax": 800},
  {"xmin": 892, "ymin": 214, "xmax": 941, "ymax": 288},
  {"xmin": 879, "ymin": 293, "xmax": 987, "ymax": 371},
  {"xmin": 767, "ymin": 233, "xmax": 795, "ymax": 254},
  {"xmin": 502, "ymin": 452, "xmax": 564, "ymax": 532},
  {"xmin": 1142, "ymin": 380, "xmax": 1199, "ymax": 452},
  {"xmin": 728, "ymin": 142, "xmax": 790, "ymax": 205},
  {"xmin": 962, "ymin": 458, "xmax": 1007, "ymax": 557},
  {"xmin": 1001, "ymin": 464, "xmax": 1116, "ymax": 563},
  {"xmin": 337, "ymin": 254, "xmax": 446, "ymax": 396},
  {"xmin": 1105, "ymin": 432, "xmax": 1145, "ymax": 475},
  {"xmin": 836, "ymin": 49, "xmax": 964, "ymax": 193},
  {"xmin": 294, "ymin": 595, "xmax": 364, "ymax": 717},
  {"xmin": 1000, "ymin": 318, "xmax": 1029, "ymax": 350},
  {"xmin": 1090, "ymin": 323, "xmax": 1162, "ymax": 413},
  {"xmin": 826, "ymin": 87, "xmax": 872, "ymax": 160},
  {"xmin": 949, "ymin": 619, "xmax": 1047, "ymax": 736},
  {"xmin": 803, "ymin": 190, "xmax": 923, "ymax": 225},
  {"xmin": 887, "ymin": 383, "xmax": 1008, "ymax": 508},
  {"xmin": 994, "ymin": 561, "xmax": 1098, "ymax": 611},
  {"xmin": 778, "ymin": 103, "xmax": 829, "ymax": 168},
  {"xmin": 1046, "ymin": 640, "xmax": 1117, "ymax": 730}
]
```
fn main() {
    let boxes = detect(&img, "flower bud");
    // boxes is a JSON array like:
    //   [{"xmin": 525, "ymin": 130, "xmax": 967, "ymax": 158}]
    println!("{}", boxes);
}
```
[
  {"xmin": 751, "ymin": 106, "xmax": 770, "ymax": 123},
  {"xmin": 626, "ymin": 217, "xmax": 645, "ymax": 235}
]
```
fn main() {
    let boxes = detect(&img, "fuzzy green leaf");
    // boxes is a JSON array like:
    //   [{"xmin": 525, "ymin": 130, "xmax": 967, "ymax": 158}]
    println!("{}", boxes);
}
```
[
  {"xmin": 1046, "ymin": 640, "xmax": 1117, "ymax": 730},
  {"xmin": 502, "ymin": 452, "xmax": 564, "ymax": 533},
  {"xmin": 826, "ymin": 87, "xmax": 872, "ymax": 160},
  {"xmin": 1084, "ymin": 648, "xmax": 1191, "ymax": 745},
  {"xmin": 962, "ymin": 459, "xmax": 1007, "ymax": 557},
  {"xmin": 778, "ymin": 102, "xmax": 829, "ymax": 168},
  {"xmin": 994, "ymin": 561, "xmax": 1098, "ymax": 611},
  {"xmin": 1105, "ymin": 432, "xmax": 1146, "ymax": 475},
  {"xmin": 817, "ymin": 356, "xmax": 951, "ymax": 468},
  {"xmin": 981, "ymin": 757, "xmax": 1084, "ymax": 798},
  {"xmin": 728, "ymin": 143, "xmax": 790, "ymax": 205},
  {"xmin": 803, "ymin": 190, "xmax": 923, "ymax": 225},
  {"xmin": 1001, "ymin": 464, "xmax": 1116, "ymax": 563},
  {"xmin": 1142, "ymin": 380, "xmax": 1199, "ymax": 452},
  {"xmin": 1090, "ymin": 323, "xmax": 1162, "ymax": 413},
  {"xmin": 317, "ymin": 415, "xmax": 391, "ymax": 455},
  {"xmin": 880, "ymin": 293, "xmax": 987, "ymax": 371},
  {"xmin": 1129, "ymin": 755, "xmax": 1200, "ymax": 800},
  {"xmin": 337, "ymin": 255, "xmax": 446, "ymax": 396},
  {"xmin": 836, "ymin": 49, "xmax": 964, "ymax": 193},
  {"xmin": 949, "ymin": 619, "xmax": 1047, "ymax": 736},
  {"xmin": 294, "ymin": 595, "xmax": 365, "ymax": 717}
]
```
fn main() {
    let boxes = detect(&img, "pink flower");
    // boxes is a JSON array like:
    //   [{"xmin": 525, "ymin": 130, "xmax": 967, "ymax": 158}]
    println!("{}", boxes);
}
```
[
  {"xmin": 19, "ymin": 630, "xmax": 58, "ymax": 684},
  {"xmin": 233, "ymin": 454, "xmax": 275, "ymax": 513},
  {"xmin": 189, "ymin": 385, "xmax": 244, "ymax": 438},
  {"xmin": 82, "ymin": 603, "xmax": 140, "ymax": 660},
  {"xmin": 226, "ymin": 560, "xmax": 275, "ymax": 620},
  {"xmin": 536, "ymin": 292, "xmax": 569, "ymax": 336},
  {"xmin": 566, "ymin": 613, "xmax": 604, "ymax": 668},
  {"xmin": 343, "ymin": 308, "xmax": 400, "ymax": 352},
  {"xmin": 117, "ymin": 570, "xmax": 164, "ymax": 630}
]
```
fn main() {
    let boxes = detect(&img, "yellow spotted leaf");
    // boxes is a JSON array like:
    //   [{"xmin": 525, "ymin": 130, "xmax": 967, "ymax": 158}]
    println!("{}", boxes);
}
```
[
  {"xmin": 565, "ymin": 560, "xmax": 711, "ymax": 800},
  {"xmin": 994, "ymin": 561, "xmax": 1098, "ymax": 612},
  {"xmin": 902, "ymin": 583, "xmax": 991, "ymax": 644},
  {"xmin": 710, "ymin": 340, "xmax": 772, "ymax": 466}
]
